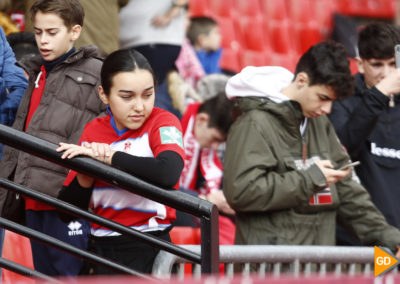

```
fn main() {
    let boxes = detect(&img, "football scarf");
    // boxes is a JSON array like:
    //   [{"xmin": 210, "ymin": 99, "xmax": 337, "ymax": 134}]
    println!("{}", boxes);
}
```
[{"xmin": 180, "ymin": 103, "xmax": 223, "ymax": 194}]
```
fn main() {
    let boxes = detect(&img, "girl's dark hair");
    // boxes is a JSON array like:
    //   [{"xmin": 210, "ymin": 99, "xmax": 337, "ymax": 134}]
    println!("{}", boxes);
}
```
[{"xmin": 100, "ymin": 49, "xmax": 156, "ymax": 95}]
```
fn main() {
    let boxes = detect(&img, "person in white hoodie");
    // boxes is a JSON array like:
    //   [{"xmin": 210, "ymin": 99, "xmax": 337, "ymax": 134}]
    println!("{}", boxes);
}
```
[{"xmin": 222, "ymin": 41, "xmax": 400, "ymax": 257}]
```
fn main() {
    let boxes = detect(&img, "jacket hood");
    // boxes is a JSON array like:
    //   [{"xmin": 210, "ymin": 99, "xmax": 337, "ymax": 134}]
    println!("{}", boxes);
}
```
[
  {"xmin": 18, "ymin": 45, "xmax": 100, "ymax": 76},
  {"xmin": 226, "ymin": 66, "xmax": 294, "ymax": 103}
]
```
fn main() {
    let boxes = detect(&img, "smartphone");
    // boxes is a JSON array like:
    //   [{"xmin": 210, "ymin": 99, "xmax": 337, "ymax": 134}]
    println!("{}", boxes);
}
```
[
  {"xmin": 336, "ymin": 161, "xmax": 360, "ymax": 171},
  {"xmin": 395, "ymin": 44, "xmax": 400, "ymax": 69}
]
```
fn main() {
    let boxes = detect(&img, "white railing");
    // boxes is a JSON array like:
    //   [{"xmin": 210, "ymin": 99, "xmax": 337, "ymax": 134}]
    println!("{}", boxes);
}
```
[{"xmin": 153, "ymin": 245, "xmax": 380, "ymax": 279}]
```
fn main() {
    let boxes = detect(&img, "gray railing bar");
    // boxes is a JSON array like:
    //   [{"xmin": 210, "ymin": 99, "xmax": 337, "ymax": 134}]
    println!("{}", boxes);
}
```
[
  {"xmin": 364, "ymin": 263, "xmax": 371, "ymax": 275},
  {"xmin": 258, "ymin": 262, "xmax": 266, "ymax": 277},
  {"xmin": 193, "ymin": 264, "xmax": 201, "ymax": 278},
  {"xmin": 304, "ymin": 262, "xmax": 312, "ymax": 277},
  {"xmin": 168, "ymin": 245, "xmax": 374, "ymax": 263},
  {"xmin": 319, "ymin": 262, "xmax": 327, "ymax": 276},
  {"xmin": 242, "ymin": 263, "xmax": 250, "ymax": 276},
  {"xmin": 293, "ymin": 258, "xmax": 300, "ymax": 277},
  {"xmin": 226, "ymin": 263, "xmax": 234, "ymax": 277},
  {"xmin": 334, "ymin": 263, "xmax": 342, "ymax": 276},
  {"xmin": 273, "ymin": 262, "xmax": 281, "ymax": 277},
  {"xmin": 349, "ymin": 263, "xmax": 356, "ymax": 276}
]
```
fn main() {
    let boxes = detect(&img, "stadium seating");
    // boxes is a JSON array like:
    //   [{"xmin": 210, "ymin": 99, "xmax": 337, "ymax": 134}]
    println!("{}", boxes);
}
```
[
  {"xmin": 233, "ymin": 0, "xmax": 262, "ymax": 17},
  {"xmin": 219, "ymin": 47, "xmax": 241, "ymax": 73},
  {"xmin": 237, "ymin": 16, "xmax": 267, "ymax": 52},
  {"xmin": 259, "ymin": 0, "xmax": 288, "ymax": 21},
  {"xmin": 208, "ymin": 0, "xmax": 236, "ymax": 18},
  {"xmin": 190, "ymin": 0, "xmax": 396, "ymax": 72},
  {"xmin": 188, "ymin": 0, "xmax": 212, "ymax": 17}
]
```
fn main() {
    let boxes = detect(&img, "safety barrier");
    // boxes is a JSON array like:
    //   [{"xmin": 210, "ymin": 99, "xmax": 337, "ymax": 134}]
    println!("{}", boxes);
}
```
[
  {"xmin": 152, "ymin": 245, "xmax": 378, "ymax": 279},
  {"xmin": 0, "ymin": 124, "xmax": 219, "ymax": 278}
]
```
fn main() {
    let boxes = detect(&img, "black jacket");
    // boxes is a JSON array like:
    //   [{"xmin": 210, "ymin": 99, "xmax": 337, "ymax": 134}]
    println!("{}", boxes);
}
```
[{"xmin": 329, "ymin": 73, "xmax": 400, "ymax": 228}]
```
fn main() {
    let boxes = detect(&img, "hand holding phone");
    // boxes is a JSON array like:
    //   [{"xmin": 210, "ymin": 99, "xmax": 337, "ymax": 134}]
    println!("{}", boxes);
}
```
[{"xmin": 336, "ymin": 161, "xmax": 360, "ymax": 171}]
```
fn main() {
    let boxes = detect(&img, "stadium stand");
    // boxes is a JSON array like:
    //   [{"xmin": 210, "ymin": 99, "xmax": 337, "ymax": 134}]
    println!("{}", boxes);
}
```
[{"xmin": 188, "ymin": 0, "xmax": 397, "ymax": 73}]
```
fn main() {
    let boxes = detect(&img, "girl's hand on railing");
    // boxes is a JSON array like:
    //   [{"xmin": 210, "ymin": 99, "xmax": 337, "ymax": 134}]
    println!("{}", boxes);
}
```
[{"xmin": 57, "ymin": 142, "xmax": 115, "ymax": 164}]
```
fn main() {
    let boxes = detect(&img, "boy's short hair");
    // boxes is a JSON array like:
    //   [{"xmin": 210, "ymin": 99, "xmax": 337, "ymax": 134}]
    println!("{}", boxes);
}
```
[
  {"xmin": 294, "ymin": 41, "xmax": 354, "ymax": 100},
  {"xmin": 187, "ymin": 16, "xmax": 218, "ymax": 46},
  {"xmin": 30, "ymin": 0, "xmax": 84, "ymax": 29},
  {"xmin": 358, "ymin": 22, "xmax": 400, "ymax": 60},
  {"xmin": 198, "ymin": 92, "xmax": 234, "ymax": 136}
]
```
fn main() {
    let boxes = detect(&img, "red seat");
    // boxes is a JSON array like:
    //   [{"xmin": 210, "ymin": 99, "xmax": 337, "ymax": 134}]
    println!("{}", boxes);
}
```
[
  {"xmin": 265, "ymin": 52, "xmax": 299, "ymax": 73},
  {"xmin": 233, "ymin": 0, "xmax": 262, "ymax": 17},
  {"xmin": 240, "ymin": 49, "xmax": 268, "ymax": 69},
  {"xmin": 363, "ymin": 0, "xmax": 395, "ymax": 18},
  {"xmin": 265, "ymin": 19, "xmax": 299, "ymax": 55},
  {"xmin": 286, "ymin": 0, "xmax": 316, "ymax": 24},
  {"xmin": 314, "ymin": 0, "xmax": 339, "ymax": 38},
  {"xmin": 170, "ymin": 226, "xmax": 201, "ymax": 245},
  {"xmin": 219, "ymin": 47, "xmax": 241, "ymax": 73},
  {"xmin": 216, "ymin": 17, "xmax": 241, "ymax": 51},
  {"xmin": 238, "ymin": 16, "xmax": 267, "ymax": 52},
  {"xmin": 294, "ymin": 21, "xmax": 323, "ymax": 54},
  {"xmin": 259, "ymin": 0, "xmax": 288, "ymax": 21},
  {"xmin": 169, "ymin": 226, "xmax": 201, "ymax": 276},
  {"xmin": 208, "ymin": 0, "xmax": 236, "ymax": 17},
  {"xmin": 188, "ymin": 0, "xmax": 212, "ymax": 17},
  {"xmin": 2, "ymin": 231, "xmax": 34, "ymax": 284}
]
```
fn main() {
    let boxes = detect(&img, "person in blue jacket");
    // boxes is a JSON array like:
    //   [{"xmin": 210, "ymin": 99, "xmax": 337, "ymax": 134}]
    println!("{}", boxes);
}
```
[
  {"xmin": 0, "ymin": 25, "xmax": 27, "ymax": 278},
  {"xmin": 0, "ymin": 26, "xmax": 27, "ymax": 160},
  {"xmin": 187, "ymin": 16, "xmax": 223, "ymax": 75},
  {"xmin": 328, "ymin": 22, "xmax": 400, "ymax": 245}
]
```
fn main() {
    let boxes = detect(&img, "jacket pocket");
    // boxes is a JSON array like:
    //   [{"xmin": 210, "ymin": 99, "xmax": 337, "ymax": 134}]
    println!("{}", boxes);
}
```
[{"xmin": 64, "ymin": 70, "xmax": 102, "ymax": 113}]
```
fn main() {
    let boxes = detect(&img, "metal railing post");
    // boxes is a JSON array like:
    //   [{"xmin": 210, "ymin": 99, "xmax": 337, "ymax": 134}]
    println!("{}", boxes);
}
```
[{"xmin": 200, "ymin": 205, "xmax": 219, "ymax": 273}]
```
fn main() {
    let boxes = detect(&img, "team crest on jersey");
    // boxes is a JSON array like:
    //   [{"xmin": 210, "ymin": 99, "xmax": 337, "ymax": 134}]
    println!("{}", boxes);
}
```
[{"xmin": 160, "ymin": 127, "xmax": 183, "ymax": 148}]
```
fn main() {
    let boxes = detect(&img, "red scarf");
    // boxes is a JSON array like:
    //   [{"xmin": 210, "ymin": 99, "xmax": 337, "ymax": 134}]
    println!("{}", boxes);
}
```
[{"xmin": 180, "ymin": 103, "xmax": 223, "ymax": 194}]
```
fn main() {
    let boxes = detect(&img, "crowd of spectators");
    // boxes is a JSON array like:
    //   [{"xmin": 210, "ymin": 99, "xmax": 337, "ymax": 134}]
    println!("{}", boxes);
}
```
[{"xmin": 1, "ymin": 0, "xmax": 400, "ymax": 278}]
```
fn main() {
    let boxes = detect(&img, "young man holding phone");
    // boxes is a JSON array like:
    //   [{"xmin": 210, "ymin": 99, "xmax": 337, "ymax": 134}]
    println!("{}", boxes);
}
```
[
  {"xmin": 223, "ymin": 41, "xmax": 400, "ymax": 258},
  {"xmin": 328, "ymin": 22, "xmax": 400, "ymax": 246}
]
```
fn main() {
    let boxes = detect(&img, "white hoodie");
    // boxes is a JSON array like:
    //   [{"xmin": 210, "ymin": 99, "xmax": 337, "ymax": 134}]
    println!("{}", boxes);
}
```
[
  {"xmin": 226, "ymin": 66, "xmax": 308, "ymax": 134},
  {"xmin": 225, "ymin": 66, "xmax": 294, "ymax": 103}
]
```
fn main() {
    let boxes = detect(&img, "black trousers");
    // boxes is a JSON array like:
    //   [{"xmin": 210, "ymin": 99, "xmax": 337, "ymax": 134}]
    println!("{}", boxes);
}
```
[{"xmin": 82, "ymin": 229, "xmax": 171, "ymax": 275}]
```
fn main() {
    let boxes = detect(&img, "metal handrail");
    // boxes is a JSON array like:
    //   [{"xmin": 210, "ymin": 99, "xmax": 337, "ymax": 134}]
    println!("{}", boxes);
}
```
[
  {"xmin": 0, "ymin": 124, "xmax": 219, "ymax": 273},
  {"xmin": 152, "ymin": 245, "xmax": 376, "ymax": 278},
  {"xmin": 0, "ymin": 216, "xmax": 152, "ymax": 278},
  {"xmin": 0, "ymin": 256, "xmax": 61, "ymax": 283},
  {"xmin": 0, "ymin": 178, "xmax": 200, "ymax": 264}
]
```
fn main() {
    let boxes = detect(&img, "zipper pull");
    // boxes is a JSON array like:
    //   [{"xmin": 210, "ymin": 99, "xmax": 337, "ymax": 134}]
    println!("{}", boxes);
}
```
[
  {"xmin": 302, "ymin": 142, "xmax": 307, "ymax": 164},
  {"xmin": 389, "ymin": 94, "xmax": 395, "ymax": 107},
  {"xmin": 34, "ymin": 70, "xmax": 43, "ymax": 88}
]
